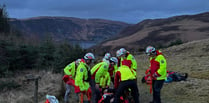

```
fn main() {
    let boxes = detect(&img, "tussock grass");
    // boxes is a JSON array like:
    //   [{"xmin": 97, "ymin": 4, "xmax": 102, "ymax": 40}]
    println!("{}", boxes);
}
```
[{"xmin": 0, "ymin": 70, "xmax": 62, "ymax": 103}]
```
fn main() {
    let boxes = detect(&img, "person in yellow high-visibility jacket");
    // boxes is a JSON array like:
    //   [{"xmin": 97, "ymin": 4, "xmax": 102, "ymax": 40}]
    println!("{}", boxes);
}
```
[
  {"xmin": 90, "ymin": 60, "xmax": 109, "ymax": 103},
  {"xmin": 64, "ymin": 59, "xmax": 81, "ymax": 79},
  {"xmin": 116, "ymin": 48, "xmax": 138, "ymax": 77},
  {"xmin": 102, "ymin": 52, "xmax": 111, "ymax": 64},
  {"xmin": 114, "ymin": 60, "xmax": 139, "ymax": 103},
  {"xmin": 75, "ymin": 53, "xmax": 95, "ymax": 102},
  {"xmin": 63, "ymin": 59, "xmax": 81, "ymax": 103},
  {"xmin": 145, "ymin": 46, "xmax": 167, "ymax": 103}
]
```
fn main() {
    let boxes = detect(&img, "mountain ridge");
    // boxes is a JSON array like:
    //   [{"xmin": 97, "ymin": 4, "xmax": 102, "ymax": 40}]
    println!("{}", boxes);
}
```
[
  {"xmin": 92, "ymin": 11, "xmax": 209, "ymax": 53},
  {"xmin": 9, "ymin": 16, "xmax": 131, "ymax": 44}
]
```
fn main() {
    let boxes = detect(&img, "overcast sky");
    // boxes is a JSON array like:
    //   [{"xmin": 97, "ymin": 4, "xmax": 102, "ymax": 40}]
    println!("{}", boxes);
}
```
[{"xmin": 1, "ymin": 0, "xmax": 209, "ymax": 23}]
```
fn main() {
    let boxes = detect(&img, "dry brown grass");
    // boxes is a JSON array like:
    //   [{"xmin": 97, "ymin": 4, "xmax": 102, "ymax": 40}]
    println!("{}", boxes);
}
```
[{"xmin": 0, "ymin": 70, "xmax": 63, "ymax": 103}]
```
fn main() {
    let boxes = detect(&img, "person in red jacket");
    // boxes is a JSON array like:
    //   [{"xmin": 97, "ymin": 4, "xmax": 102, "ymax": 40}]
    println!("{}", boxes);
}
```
[
  {"xmin": 113, "ymin": 60, "xmax": 139, "ymax": 103},
  {"xmin": 146, "ymin": 46, "xmax": 167, "ymax": 103}
]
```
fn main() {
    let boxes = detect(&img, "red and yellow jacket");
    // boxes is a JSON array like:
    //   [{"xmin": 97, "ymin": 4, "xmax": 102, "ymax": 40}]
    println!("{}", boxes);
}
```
[
  {"xmin": 120, "ymin": 53, "xmax": 137, "ymax": 76},
  {"xmin": 90, "ymin": 61, "xmax": 109, "ymax": 84},
  {"xmin": 149, "ymin": 50, "xmax": 167, "ymax": 80},
  {"xmin": 75, "ymin": 60, "xmax": 90, "ymax": 91},
  {"xmin": 114, "ymin": 60, "xmax": 136, "ymax": 89}
]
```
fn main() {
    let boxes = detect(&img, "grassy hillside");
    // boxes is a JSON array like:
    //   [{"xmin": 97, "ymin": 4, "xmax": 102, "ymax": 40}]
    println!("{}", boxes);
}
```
[
  {"xmin": 0, "ymin": 38, "xmax": 209, "ymax": 103},
  {"xmin": 93, "ymin": 12, "xmax": 209, "ymax": 52},
  {"xmin": 137, "ymin": 38, "xmax": 209, "ymax": 103}
]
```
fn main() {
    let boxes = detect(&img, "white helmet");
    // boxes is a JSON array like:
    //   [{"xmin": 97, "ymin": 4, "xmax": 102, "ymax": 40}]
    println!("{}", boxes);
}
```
[
  {"xmin": 116, "ymin": 49, "xmax": 122, "ymax": 57},
  {"xmin": 46, "ymin": 94, "xmax": 59, "ymax": 103},
  {"xmin": 84, "ymin": 53, "xmax": 95, "ymax": 60},
  {"xmin": 120, "ymin": 48, "xmax": 127, "ymax": 55},
  {"xmin": 110, "ymin": 57, "xmax": 118, "ymax": 64},
  {"xmin": 104, "ymin": 53, "xmax": 111, "ymax": 60},
  {"xmin": 145, "ymin": 46, "xmax": 156, "ymax": 56},
  {"xmin": 75, "ymin": 59, "xmax": 81, "ymax": 65}
]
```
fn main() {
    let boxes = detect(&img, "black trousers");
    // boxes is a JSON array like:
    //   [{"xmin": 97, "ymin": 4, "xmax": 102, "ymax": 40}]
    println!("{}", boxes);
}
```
[
  {"xmin": 152, "ymin": 80, "xmax": 164, "ymax": 103},
  {"xmin": 113, "ymin": 80, "xmax": 140, "ymax": 103},
  {"xmin": 89, "ymin": 79, "xmax": 100, "ymax": 103}
]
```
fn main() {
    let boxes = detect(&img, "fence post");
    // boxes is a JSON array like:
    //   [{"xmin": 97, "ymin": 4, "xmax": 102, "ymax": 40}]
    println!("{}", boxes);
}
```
[
  {"xmin": 34, "ymin": 78, "xmax": 38, "ymax": 103},
  {"xmin": 24, "ymin": 74, "xmax": 41, "ymax": 103}
]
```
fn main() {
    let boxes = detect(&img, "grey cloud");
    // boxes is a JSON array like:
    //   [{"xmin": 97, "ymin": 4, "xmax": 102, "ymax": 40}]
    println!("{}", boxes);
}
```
[{"xmin": 1, "ymin": 0, "xmax": 209, "ymax": 23}]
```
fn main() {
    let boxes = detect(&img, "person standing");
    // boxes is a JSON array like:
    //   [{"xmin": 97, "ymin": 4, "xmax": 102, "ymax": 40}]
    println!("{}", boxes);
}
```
[
  {"xmin": 108, "ymin": 57, "xmax": 118, "ymax": 83},
  {"xmin": 90, "ymin": 58, "xmax": 109, "ymax": 103},
  {"xmin": 75, "ymin": 53, "xmax": 95, "ymax": 103},
  {"xmin": 62, "ymin": 59, "xmax": 81, "ymax": 103},
  {"xmin": 113, "ymin": 60, "xmax": 140, "ymax": 103},
  {"xmin": 145, "ymin": 46, "xmax": 167, "ymax": 103},
  {"xmin": 116, "ymin": 48, "xmax": 138, "ymax": 77}
]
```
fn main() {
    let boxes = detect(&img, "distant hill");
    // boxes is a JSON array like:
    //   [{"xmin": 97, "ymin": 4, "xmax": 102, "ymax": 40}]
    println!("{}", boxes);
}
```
[
  {"xmin": 9, "ymin": 16, "xmax": 130, "ymax": 45},
  {"xmin": 93, "ymin": 12, "xmax": 209, "ymax": 53}
]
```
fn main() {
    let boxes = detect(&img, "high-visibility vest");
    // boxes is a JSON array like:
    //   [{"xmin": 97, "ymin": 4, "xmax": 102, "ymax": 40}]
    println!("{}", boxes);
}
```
[
  {"xmin": 126, "ymin": 53, "xmax": 137, "ymax": 76},
  {"xmin": 150, "ymin": 50, "xmax": 167, "ymax": 80},
  {"xmin": 120, "ymin": 53, "xmax": 137, "ymax": 76},
  {"xmin": 118, "ymin": 65, "xmax": 136, "ymax": 81},
  {"xmin": 75, "ymin": 62, "xmax": 90, "ymax": 91},
  {"xmin": 91, "ymin": 61, "xmax": 109, "ymax": 84}
]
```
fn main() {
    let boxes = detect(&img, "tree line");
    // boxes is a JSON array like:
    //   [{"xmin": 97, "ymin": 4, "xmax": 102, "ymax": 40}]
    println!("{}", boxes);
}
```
[{"xmin": 0, "ymin": 4, "xmax": 85, "ymax": 77}]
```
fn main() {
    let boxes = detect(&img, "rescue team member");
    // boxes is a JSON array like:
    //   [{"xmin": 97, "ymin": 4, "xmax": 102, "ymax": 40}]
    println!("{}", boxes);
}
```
[
  {"xmin": 145, "ymin": 46, "xmax": 167, "ymax": 103},
  {"xmin": 108, "ymin": 57, "xmax": 118, "ymax": 83},
  {"xmin": 116, "ymin": 48, "xmax": 138, "ymax": 77},
  {"xmin": 75, "ymin": 53, "xmax": 95, "ymax": 103},
  {"xmin": 116, "ymin": 50, "xmax": 121, "ymax": 67},
  {"xmin": 90, "ymin": 58, "xmax": 109, "ymax": 103},
  {"xmin": 102, "ymin": 53, "xmax": 111, "ymax": 64},
  {"xmin": 63, "ymin": 59, "xmax": 82, "ymax": 103},
  {"xmin": 114, "ymin": 60, "xmax": 140, "ymax": 103},
  {"xmin": 100, "ymin": 57, "xmax": 118, "ymax": 89}
]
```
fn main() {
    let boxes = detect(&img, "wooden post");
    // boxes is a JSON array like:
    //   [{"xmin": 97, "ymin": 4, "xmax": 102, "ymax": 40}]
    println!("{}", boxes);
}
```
[
  {"xmin": 24, "ymin": 74, "xmax": 41, "ymax": 103},
  {"xmin": 34, "ymin": 79, "xmax": 38, "ymax": 103}
]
